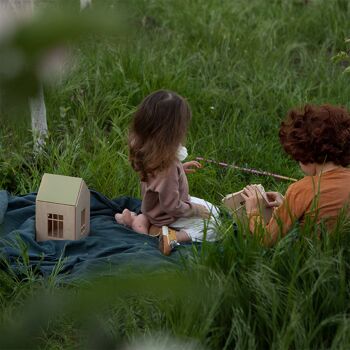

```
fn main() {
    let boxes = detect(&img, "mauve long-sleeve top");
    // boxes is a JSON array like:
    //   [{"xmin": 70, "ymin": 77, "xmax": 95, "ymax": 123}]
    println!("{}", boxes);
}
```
[{"xmin": 141, "ymin": 159, "xmax": 197, "ymax": 226}]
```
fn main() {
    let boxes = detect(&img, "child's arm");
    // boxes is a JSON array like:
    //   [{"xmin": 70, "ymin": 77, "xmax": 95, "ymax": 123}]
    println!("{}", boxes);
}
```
[
  {"xmin": 158, "ymin": 184, "xmax": 209, "ymax": 219},
  {"xmin": 243, "ymin": 182, "xmax": 308, "ymax": 246},
  {"xmin": 265, "ymin": 192, "xmax": 284, "ymax": 207},
  {"xmin": 182, "ymin": 161, "xmax": 202, "ymax": 174},
  {"xmin": 155, "ymin": 165, "xmax": 209, "ymax": 219}
]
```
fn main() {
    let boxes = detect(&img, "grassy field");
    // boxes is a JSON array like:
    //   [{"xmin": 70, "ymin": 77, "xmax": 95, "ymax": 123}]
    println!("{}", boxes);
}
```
[{"xmin": 1, "ymin": 0, "xmax": 350, "ymax": 348}]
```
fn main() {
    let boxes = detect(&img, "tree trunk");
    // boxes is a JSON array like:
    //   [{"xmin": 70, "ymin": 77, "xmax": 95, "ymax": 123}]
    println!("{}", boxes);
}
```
[
  {"xmin": 29, "ymin": 85, "xmax": 48, "ymax": 153},
  {"xmin": 4, "ymin": 0, "xmax": 33, "ymax": 15},
  {"xmin": 80, "ymin": 0, "xmax": 91, "ymax": 10},
  {"xmin": 28, "ymin": 0, "xmax": 48, "ymax": 152},
  {"xmin": 4, "ymin": 0, "xmax": 48, "ymax": 152}
]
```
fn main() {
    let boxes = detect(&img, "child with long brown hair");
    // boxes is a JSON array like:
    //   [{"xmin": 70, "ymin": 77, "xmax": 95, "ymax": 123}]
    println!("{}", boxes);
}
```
[
  {"xmin": 242, "ymin": 104, "xmax": 350, "ymax": 246},
  {"xmin": 115, "ymin": 90, "xmax": 219, "ymax": 249}
]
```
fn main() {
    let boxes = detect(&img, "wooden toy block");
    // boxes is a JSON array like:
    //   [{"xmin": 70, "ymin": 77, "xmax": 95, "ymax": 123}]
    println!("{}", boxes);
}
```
[
  {"xmin": 222, "ymin": 184, "xmax": 273, "ymax": 223},
  {"xmin": 36, "ymin": 173, "xmax": 90, "ymax": 241}
]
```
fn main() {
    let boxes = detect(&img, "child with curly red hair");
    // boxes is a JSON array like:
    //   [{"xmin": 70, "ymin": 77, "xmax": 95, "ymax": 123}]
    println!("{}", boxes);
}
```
[{"xmin": 242, "ymin": 104, "xmax": 350, "ymax": 246}]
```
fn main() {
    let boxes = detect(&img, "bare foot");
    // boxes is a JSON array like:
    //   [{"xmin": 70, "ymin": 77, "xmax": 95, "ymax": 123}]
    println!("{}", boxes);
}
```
[
  {"xmin": 131, "ymin": 214, "xmax": 150, "ymax": 234},
  {"xmin": 121, "ymin": 209, "xmax": 134, "ymax": 227},
  {"xmin": 115, "ymin": 209, "xmax": 135, "ymax": 227},
  {"xmin": 115, "ymin": 210, "xmax": 150, "ymax": 235},
  {"xmin": 115, "ymin": 213, "xmax": 125, "ymax": 225}
]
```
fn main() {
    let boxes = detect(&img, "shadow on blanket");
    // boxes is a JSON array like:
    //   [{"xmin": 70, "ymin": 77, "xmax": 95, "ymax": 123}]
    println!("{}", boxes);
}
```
[{"xmin": 0, "ymin": 190, "xmax": 195, "ymax": 280}]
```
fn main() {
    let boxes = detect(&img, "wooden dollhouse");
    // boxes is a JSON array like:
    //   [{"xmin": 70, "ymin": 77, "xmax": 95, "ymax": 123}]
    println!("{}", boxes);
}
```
[{"xmin": 36, "ymin": 173, "xmax": 90, "ymax": 241}]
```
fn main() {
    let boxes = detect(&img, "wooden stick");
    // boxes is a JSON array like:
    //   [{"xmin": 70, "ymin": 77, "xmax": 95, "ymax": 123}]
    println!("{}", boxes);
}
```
[{"xmin": 196, "ymin": 157, "xmax": 298, "ymax": 182}]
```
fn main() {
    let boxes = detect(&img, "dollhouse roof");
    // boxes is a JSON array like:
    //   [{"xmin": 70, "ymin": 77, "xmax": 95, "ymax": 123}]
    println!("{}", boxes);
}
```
[{"xmin": 37, "ymin": 173, "xmax": 85, "ymax": 206}]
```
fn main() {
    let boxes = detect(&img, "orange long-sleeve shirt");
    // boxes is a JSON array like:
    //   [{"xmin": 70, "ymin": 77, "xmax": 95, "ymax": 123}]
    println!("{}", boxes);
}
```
[{"xmin": 249, "ymin": 168, "xmax": 350, "ymax": 246}]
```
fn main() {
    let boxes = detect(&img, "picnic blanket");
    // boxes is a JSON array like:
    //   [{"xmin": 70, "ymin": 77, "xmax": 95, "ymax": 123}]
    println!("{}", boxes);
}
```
[{"xmin": 0, "ymin": 190, "xmax": 193, "ymax": 280}]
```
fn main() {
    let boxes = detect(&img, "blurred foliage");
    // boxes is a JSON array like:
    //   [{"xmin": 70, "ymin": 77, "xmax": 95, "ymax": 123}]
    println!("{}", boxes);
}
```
[
  {"xmin": 0, "ymin": 0, "xmax": 350, "ymax": 348},
  {"xmin": 0, "ymin": 1, "xmax": 132, "ymax": 114},
  {"xmin": 332, "ymin": 39, "xmax": 350, "ymax": 73},
  {"xmin": 1, "ymin": 218, "xmax": 350, "ymax": 349}
]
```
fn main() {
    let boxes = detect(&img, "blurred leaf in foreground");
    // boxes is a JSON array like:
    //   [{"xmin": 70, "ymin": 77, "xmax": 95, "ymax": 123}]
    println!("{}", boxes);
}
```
[
  {"xmin": 0, "ymin": 2, "xmax": 131, "ymax": 116},
  {"xmin": 0, "ymin": 271, "xmax": 213, "ymax": 349}
]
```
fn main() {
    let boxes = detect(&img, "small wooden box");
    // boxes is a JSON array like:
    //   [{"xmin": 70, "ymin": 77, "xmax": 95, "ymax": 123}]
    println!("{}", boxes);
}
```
[
  {"xmin": 36, "ymin": 173, "xmax": 90, "ymax": 241},
  {"xmin": 222, "ymin": 185, "xmax": 273, "ymax": 223}
]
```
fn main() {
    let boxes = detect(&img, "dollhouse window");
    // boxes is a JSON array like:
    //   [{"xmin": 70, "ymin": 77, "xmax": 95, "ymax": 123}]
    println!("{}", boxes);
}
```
[
  {"xmin": 81, "ymin": 209, "xmax": 86, "ymax": 234},
  {"xmin": 48, "ymin": 214, "xmax": 63, "ymax": 238}
]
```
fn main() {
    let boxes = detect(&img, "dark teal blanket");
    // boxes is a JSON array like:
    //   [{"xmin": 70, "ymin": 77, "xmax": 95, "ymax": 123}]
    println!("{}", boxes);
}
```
[{"xmin": 0, "ymin": 190, "xmax": 189, "ymax": 280}]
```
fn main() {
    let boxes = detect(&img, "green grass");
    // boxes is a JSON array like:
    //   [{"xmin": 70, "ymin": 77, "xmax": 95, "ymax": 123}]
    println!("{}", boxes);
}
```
[{"xmin": 1, "ymin": 0, "xmax": 350, "ymax": 348}]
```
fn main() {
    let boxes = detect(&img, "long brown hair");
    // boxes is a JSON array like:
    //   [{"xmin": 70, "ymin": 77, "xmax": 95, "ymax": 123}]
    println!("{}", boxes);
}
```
[{"xmin": 129, "ymin": 90, "xmax": 192, "ymax": 181}]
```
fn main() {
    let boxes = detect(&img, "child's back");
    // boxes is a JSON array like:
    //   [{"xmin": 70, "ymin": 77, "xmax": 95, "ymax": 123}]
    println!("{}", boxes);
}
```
[
  {"xmin": 141, "ymin": 159, "xmax": 191, "ymax": 226},
  {"xmin": 268, "ymin": 167, "xmax": 350, "ymax": 235},
  {"xmin": 242, "ymin": 104, "xmax": 350, "ymax": 245}
]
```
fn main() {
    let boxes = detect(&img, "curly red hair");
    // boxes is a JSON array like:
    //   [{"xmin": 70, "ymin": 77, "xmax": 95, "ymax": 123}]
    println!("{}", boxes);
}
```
[{"xmin": 279, "ymin": 104, "xmax": 350, "ymax": 166}]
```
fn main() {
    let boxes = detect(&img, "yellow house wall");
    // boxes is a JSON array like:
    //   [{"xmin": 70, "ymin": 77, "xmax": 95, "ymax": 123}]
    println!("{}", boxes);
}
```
[
  {"xmin": 75, "ymin": 182, "xmax": 90, "ymax": 239},
  {"xmin": 36, "ymin": 201, "xmax": 75, "ymax": 241}
]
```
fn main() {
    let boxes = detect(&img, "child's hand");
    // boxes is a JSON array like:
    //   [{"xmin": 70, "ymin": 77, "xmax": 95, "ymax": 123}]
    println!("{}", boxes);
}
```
[
  {"xmin": 193, "ymin": 204, "xmax": 210, "ymax": 219},
  {"xmin": 183, "ymin": 161, "xmax": 202, "ymax": 174},
  {"xmin": 266, "ymin": 192, "xmax": 284, "ymax": 207},
  {"xmin": 241, "ymin": 185, "xmax": 265, "ymax": 215}
]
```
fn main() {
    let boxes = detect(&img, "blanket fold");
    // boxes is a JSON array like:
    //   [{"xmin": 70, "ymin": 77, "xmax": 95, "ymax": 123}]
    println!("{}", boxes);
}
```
[{"xmin": 0, "ymin": 190, "xmax": 8, "ymax": 224}]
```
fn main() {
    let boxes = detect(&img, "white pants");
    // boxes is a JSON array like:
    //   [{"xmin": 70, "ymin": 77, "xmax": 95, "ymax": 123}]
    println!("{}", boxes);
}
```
[{"xmin": 169, "ymin": 196, "xmax": 219, "ymax": 242}]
